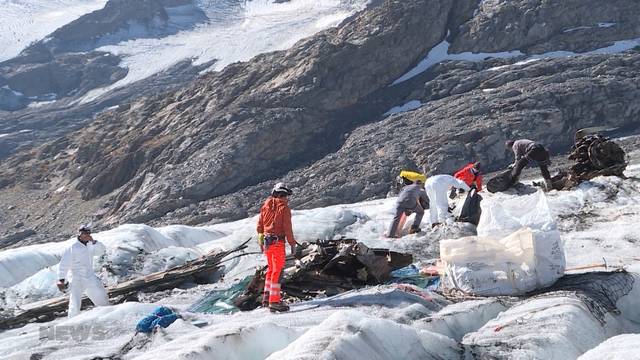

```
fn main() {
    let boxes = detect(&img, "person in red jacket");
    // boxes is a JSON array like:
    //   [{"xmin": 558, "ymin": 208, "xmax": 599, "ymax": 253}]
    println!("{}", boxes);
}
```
[
  {"xmin": 454, "ymin": 162, "xmax": 482, "ymax": 191},
  {"xmin": 257, "ymin": 182, "xmax": 297, "ymax": 313}
]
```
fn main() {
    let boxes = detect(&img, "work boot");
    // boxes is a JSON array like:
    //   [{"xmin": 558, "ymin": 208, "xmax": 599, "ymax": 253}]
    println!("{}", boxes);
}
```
[
  {"xmin": 262, "ymin": 300, "xmax": 269, "ymax": 308},
  {"xmin": 409, "ymin": 225, "xmax": 421, "ymax": 234},
  {"xmin": 269, "ymin": 302, "xmax": 290, "ymax": 313},
  {"xmin": 544, "ymin": 179, "xmax": 554, "ymax": 192}
]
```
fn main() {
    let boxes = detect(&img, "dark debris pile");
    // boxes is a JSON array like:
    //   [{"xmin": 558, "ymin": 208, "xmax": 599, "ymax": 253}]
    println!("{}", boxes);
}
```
[
  {"xmin": 233, "ymin": 238, "xmax": 413, "ymax": 311},
  {"xmin": 550, "ymin": 134, "xmax": 627, "ymax": 190}
]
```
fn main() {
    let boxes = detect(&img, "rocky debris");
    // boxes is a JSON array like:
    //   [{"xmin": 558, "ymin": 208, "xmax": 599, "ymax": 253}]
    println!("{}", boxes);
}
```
[
  {"xmin": 0, "ymin": 185, "xmax": 106, "ymax": 249},
  {"xmin": 450, "ymin": 0, "xmax": 640, "ymax": 54},
  {"xmin": 0, "ymin": 229, "xmax": 37, "ymax": 249},
  {"xmin": 232, "ymin": 239, "xmax": 413, "ymax": 311},
  {"xmin": 0, "ymin": 51, "xmax": 127, "ymax": 106},
  {"xmin": 0, "ymin": 86, "xmax": 28, "ymax": 111}
]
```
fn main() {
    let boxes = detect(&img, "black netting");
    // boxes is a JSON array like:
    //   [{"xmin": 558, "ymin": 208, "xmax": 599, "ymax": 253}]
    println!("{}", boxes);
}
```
[{"xmin": 529, "ymin": 271, "xmax": 635, "ymax": 325}]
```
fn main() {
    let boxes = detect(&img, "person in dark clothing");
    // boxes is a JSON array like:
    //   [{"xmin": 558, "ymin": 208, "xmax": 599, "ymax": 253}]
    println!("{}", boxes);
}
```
[
  {"xmin": 387, "ymin": 180, "xmax": 429, "ymax": 238},
  {"xmin": 506, "ymin": 139, "xmax": 553, "ymax": 190}
]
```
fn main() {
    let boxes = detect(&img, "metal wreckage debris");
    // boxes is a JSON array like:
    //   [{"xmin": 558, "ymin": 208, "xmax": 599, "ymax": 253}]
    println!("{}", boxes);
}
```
[
  {"xmin": 551, "ymin": 133, "xmax": 628, "ymax": 189},
  {"xmin": 571, "ymin": 135, "xmax": 627, "ymax": 178},
  {"xmin": 232, "ymin": 238, "xmax": 413, "ymax": 311},
  {"xmin": 488, "ymin": 133, "xmax": 628, "ymax": 193}
]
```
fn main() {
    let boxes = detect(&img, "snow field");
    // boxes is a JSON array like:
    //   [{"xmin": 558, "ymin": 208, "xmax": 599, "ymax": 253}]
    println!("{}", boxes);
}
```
[
  {"xmin": 579, "ymin": 334, "xmax": 640, "ymax": 360},
  {"xmin": 414, "ymin": 298, "xmax": 509, "ymax": 341},
  {"xmin": 0, "ymin": 0, "xmax": 107, "ymax": 62},
  {"xmin": 2, "ymin": 156, "xmax": 639, "ymax": 307},
  {"xmin": 266, "ymin": 310, "xmax": 461, "ymax": 360}
]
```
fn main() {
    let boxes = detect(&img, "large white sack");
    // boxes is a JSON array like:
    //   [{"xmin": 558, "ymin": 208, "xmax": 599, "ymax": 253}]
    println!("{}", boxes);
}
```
[
  {"xmin": 440, "ymin": 191, "xmax": 565, "ymax": 296},
  {"xmin": 478, "ymin": 190, "xmax": 558, "ymax": 237}
]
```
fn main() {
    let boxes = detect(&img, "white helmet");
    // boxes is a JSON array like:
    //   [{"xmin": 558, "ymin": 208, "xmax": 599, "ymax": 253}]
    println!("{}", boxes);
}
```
[
  {"xmin": 272, "ymin": 182, "xmax": 292, "ymax": 196},
  {"xmin": 78, "ymin": 223, "xmax": 92, "ymax": 233}
]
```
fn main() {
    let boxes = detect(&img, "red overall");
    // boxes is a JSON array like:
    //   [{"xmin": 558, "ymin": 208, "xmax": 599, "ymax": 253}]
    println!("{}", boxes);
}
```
[
  {"xmin": 263, "ymin": 240, "xmax": 286, "ymax": 303},
  {"xmin": 257, "ymin": 196, "xmax": 295, "ymax": 304},
  {"xmin": 454, "ymin": 163, "xmax": 483, "ymax": 191}
]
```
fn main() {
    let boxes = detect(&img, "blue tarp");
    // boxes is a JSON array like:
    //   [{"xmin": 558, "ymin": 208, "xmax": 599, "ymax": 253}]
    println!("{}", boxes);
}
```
[{"xmin": 389, "ymin": 264, "xmax": 440, "ymax": 291}]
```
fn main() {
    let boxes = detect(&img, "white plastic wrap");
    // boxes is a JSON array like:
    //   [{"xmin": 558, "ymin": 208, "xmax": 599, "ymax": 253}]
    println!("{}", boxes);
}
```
[
  {"xmin": 477, "ymin": 190, "xmax": 558, "ymax": 237},
  {"xmin": 440, "ymin": 191, "xmax": 565, "ymax": 296}
]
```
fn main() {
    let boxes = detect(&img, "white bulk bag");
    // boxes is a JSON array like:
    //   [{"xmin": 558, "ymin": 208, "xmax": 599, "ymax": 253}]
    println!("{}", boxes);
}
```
[{"xmin": 440, "ymin": 191, "xmax": 565, "ymax": 296}]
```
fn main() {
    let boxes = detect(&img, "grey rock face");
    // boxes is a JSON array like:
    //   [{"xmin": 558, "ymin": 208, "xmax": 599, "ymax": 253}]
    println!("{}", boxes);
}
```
[
  {"xmin": 284, "ymin": 54, "xmax": 640, "ymax": 204},
  {"xmin": 0, "ymin": 86, "xmax": 27, "ymax": 111},
  {"xmin": 0, "ymin": 229, "xmax": 36, "ymax": 250},
  {"xmin": 1, "ymin": 0, "xmax": 457, "ymax": 224},
  {"xmin": 0, "ymin": 51, "xmax": 126, "ymax": 101},
  {"xmin": 168, "ymin": 53, "xmax": 639, "ymax": 225},
  {"xmin": 0, "ymin": 58, "xmax": 215, "ymax": 160},
  {"xmin": 450, "ymin": 0, "xmax": 640, "ymax": 54}
]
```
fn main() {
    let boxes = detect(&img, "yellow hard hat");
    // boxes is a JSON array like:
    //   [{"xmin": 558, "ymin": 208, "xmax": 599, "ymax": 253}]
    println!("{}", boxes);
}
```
[{"xmin": 399, "ymin": 170, "xmax": 426, "ymax": 184}]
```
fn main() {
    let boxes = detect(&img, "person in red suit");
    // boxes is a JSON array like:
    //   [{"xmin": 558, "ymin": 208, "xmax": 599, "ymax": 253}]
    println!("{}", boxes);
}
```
[
  {"xmin": 454, "ymin": 162, "xmax": 482, "ymax": 191},
  {"xmin": 257, "ymin": 182, "xmax": 297, "ymax": 313}
]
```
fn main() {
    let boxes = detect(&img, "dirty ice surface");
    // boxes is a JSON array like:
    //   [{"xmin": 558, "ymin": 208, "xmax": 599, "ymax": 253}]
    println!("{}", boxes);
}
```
[{"xmin": 1, "ymin": 148, "xmax": 639, "ymax": 359}]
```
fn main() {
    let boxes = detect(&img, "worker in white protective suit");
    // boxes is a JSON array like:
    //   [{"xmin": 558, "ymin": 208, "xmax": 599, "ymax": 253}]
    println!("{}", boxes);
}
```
[
  {"xmin": 424, "ymin": 174, "xmax": 470, "ymax": 227},
  {"xmin": 57, "ymin": 225, "xmax": 109, "ymax": 317}
]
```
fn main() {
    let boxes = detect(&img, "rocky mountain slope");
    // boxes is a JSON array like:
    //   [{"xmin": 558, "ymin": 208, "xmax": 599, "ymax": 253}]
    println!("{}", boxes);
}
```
[
  {"xmin": 1, "ymin": 0, "xmax": 640, "ymax": 246},
  {"xmin": 0, "ymin": 0, "xmax": 369, "ymax": 159}
]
